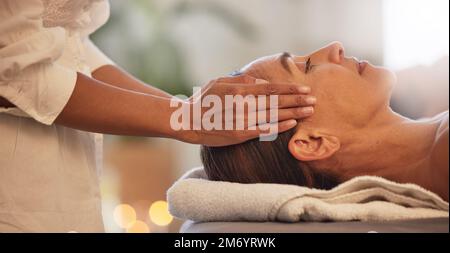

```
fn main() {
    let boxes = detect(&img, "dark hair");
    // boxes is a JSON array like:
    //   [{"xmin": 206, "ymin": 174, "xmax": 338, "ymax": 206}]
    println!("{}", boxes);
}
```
[{"xmin": 201, "ymin": 128, "xmax": 339, "ymax": 190}]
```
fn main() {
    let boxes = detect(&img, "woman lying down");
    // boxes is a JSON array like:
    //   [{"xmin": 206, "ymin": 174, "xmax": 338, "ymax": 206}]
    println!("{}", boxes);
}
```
[{"xmin": 201, "ymin": 41, "xmax": 449, "ymax": 202}]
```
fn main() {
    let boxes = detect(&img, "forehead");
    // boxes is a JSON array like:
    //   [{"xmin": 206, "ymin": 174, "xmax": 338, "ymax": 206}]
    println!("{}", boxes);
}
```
[
  {"xmin": 240, "ymin": 53, "xmax": 306, "ymax": 83},
  {"xmin": 240, "ymin": 54, "xmax": 281, "ymax": 72}
]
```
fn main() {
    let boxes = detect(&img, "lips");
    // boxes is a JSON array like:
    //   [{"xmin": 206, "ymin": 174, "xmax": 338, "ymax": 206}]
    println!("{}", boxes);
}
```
[
  {"xmin": 355, "ymin": 60, "xmax": 368, "ymax": 75},
  {"xmin": 358, "ymin": 61, "xmax": 368, "ymax": 75},
  {"xmin": 351, "ymin": 57, "xmax": 366, "ymax": 75}
]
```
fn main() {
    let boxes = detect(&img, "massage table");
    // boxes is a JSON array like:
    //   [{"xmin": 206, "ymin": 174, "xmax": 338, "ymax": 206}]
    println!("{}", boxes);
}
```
[{"xmin": 180, "ymin": 218, "xmax": 449, "ymax": 233}]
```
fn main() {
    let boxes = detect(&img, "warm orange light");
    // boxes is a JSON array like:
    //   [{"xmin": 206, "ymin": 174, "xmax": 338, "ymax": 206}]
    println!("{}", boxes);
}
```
[
  {"xmin": 113, "ymin": 204, "xmax": 137, "ymax": 229},
  {"xmin": 126, "ymin": 220, "xmax": 150, "ymax": 233},
  {"xmin": 149, "ymin": 200, "xmax": 173, "ymax": 226}
]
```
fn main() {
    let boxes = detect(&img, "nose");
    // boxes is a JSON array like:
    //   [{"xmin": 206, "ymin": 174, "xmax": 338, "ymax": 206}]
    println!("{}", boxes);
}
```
[{"xmin": 326, "ymin": 41, "xmax": 345, "ymax": 64}]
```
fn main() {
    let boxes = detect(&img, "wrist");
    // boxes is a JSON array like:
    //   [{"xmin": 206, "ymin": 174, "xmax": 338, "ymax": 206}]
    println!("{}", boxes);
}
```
[
  {"xmin": 165, "ymin": 100, "xmax": 202, "ymax": 144},
  {"xmin": 177, "ymin": 129, "xmax": 201, "ymax": 144}
]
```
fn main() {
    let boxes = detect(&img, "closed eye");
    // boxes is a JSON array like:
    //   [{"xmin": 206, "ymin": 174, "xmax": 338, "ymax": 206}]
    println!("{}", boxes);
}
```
[
  {"xmin": 305, "ymin": 57, "xmax": 315, "ymax": 74},
  {"xmin": 294, "ymin": 57, "xmax": 315, "ymax": 74}
]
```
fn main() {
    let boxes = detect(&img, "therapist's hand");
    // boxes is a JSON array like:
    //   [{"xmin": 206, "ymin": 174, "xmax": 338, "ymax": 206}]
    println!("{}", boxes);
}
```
[
  {"xmin": 55, "ymin": 72, "xmax": 314, "ymax": 146},
  {"xmin": 184, "ymin": 75, "xmax": 316, "ymax": 146}
]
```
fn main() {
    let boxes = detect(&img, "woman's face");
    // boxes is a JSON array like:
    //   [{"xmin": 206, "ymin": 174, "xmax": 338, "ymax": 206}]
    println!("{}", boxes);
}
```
[{"xmin": 241, "ymin": 41, "xmax": 397, "ymax": 131}]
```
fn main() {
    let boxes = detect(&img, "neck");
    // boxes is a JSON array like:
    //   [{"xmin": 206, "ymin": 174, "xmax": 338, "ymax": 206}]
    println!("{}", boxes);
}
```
[{"xmin": 336, "ymin": 108, "xmax": 443, "ymax": 187}]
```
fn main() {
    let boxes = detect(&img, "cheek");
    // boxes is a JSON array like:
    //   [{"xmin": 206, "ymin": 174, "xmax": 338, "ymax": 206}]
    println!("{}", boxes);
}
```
[
  {"xmin": 309, "ymin": 69, "xmax": 382, "ymax": 124},
  {"xmin": 311, "ymin": 67, "xmax": 366, "ymax": 106}
]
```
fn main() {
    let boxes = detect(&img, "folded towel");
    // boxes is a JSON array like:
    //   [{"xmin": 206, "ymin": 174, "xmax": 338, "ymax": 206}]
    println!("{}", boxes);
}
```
[{"xmin": 167, "ymin": 167, "xmax": 449, "ymax": 222}]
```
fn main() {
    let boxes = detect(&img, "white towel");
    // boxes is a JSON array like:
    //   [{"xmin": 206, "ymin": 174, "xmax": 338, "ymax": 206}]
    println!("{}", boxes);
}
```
[{"xmin": 167, "ymin": 167, "xmax": 449, "ymax": 222}]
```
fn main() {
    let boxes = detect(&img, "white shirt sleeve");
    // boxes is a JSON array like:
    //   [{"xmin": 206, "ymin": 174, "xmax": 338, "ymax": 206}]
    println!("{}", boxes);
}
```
[
  {"xmin": 0, "ymin": 0, "xmax": 77, "ymax": 125},
  {"xmin": 83, "ymin": 38, "xmax": 115, "ymax": 72},
  {"xmin": 81, "ymin": 0, "xmax": 115, "ymax": 71}
]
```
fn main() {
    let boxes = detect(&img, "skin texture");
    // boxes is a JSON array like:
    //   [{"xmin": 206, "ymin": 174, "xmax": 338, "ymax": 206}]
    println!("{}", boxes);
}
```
[
  {"xmin": 241, "ymin": 42, "xmax": 449, "ymax": 201},
  {"xmin": 0, "ymin": 64, "xmax": 317, "ymax": 146}
]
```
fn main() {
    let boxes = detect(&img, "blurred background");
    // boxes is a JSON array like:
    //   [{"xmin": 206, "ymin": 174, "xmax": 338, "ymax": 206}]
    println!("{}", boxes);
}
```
[{"xmin": 90, "ymin": 0, "xmax": 449, "ymax": 232}]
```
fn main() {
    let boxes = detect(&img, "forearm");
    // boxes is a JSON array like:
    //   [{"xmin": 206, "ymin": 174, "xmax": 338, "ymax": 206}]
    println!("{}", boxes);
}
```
[
  {"xmin": 55, "ymin": 72, "xmax": 190, "ymax": 140},
  {"xmin": 92, "ymin": 64, "xmax": 173, "ymax": 98}
]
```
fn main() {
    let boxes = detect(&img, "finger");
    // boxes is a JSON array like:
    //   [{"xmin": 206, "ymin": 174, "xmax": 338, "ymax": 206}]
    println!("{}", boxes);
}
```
[
  {"xmin": 242, "ymin": 83, "xmax": 311, "ymax": 96},
  {"xmin": 277, "ymin": 95, "xmax": 316, "ymax": 109},
  {"xmin": 246, "ymin": 106, "xmax": 314, "ymax": 126},
  {"xmin": 240, "ymin": 119, "xmax": 298, "ymax": 141},
  {"xmin": 276, "ymin": 119, "xmax": 299, "ymax": 133},
  {"xmin": 274, "ymin": 106, "xmax": 315, "ymax": 122},
  {"xmin": 252, "ymin": 94, "xmax": 316, "ymax": 110}
]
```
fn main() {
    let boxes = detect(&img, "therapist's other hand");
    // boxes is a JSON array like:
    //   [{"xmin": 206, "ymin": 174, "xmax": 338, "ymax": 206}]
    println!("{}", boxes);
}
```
[{"xmin": 185, "ymin": 75, "xmax": 316, "ymax": 146}]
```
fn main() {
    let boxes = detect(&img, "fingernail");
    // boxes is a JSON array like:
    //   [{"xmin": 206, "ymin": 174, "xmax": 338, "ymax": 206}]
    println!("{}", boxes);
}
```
[
  {"xmin": 306, "ymin": 96, "xmax": 317, "ymax": 105},
  {"xmin": 298, "ymin": 86, "xmax": 311, "ymax": 93},
  {"xmin": 302, "ymin": 106, "xmax": 314, "ymax": 114},
  {"xmin": 286, "ymin": 119, "xmax": 297, "ymax": 127},
  {"xmin": 255, "ymin": 78, "xmax": 269, "ymax": 84}
]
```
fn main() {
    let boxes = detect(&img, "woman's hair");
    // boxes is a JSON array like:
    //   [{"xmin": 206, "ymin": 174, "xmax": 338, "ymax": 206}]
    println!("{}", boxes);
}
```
[{"xmin": 201, "ymin": 127, "xmax": 339, "ymax": 190}]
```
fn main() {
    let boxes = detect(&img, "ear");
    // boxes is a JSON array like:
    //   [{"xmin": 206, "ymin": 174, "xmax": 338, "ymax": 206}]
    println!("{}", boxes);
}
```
[{"xmin": 288, "ymin": 128, "xmax": 340, "ymax": 161}]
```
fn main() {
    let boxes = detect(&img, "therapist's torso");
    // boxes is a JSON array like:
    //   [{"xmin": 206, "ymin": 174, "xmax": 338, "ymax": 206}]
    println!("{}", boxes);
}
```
[{"xmin": 0, "ymin": 0, "xmax": 111, "ymax": 232}]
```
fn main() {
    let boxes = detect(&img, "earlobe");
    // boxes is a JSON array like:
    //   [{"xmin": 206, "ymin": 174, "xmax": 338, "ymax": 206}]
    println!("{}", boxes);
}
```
[{"xmin": 288, "ymin": 131, "xmax": 340, "ymax": 161}]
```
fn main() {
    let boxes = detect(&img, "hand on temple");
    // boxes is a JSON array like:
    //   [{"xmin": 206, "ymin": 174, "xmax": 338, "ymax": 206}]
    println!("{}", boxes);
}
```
[{"xmin": 184, "ymin": 75, "xmax": 316, "ymax": 146}]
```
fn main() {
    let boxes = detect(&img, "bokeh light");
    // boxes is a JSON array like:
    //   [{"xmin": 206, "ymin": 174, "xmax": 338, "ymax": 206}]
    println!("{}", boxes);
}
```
[
  {"xmin": 113, "ymin": 204, "xmax": 137, "ymax": 228},
  {"xmin": 149, "ymin": 201, "xmax": 173, "ymax": 226},
  {"xmin": 126, "ymin": 220, "xmax": 150, "ymax": 233}
]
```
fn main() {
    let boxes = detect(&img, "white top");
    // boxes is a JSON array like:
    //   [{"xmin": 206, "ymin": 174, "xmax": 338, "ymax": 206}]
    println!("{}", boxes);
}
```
[{"xmin": 0, "ymin": 0, "xmax": 113, "ymax": 232}]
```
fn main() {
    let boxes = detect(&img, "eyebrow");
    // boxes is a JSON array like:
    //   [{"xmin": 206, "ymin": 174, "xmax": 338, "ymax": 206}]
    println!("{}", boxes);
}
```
[{"xmin": 280, "ymin": 52, "xmax": 293, "ymax": 73}]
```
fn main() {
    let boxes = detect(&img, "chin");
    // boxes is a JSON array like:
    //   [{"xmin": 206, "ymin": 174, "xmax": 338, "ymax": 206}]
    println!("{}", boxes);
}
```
[{"xmin": 368, "ymin": 65, "xmax": 397, "ymax": 92}]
